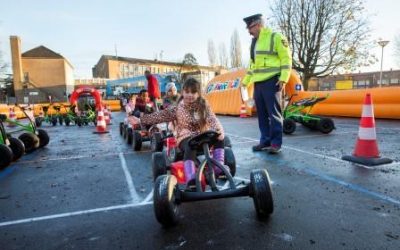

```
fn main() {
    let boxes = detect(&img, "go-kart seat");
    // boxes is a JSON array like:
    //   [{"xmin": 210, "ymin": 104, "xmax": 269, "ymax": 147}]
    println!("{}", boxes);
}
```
[
  {"xmin": 292, "ymin": 97, "xmax": 327, "ymax": 107},
  {"xmin": 188, "ymin": 130, "xmax": 220, "ymax": 152},
  {"xmin": 53, "ymin": 106, "xmax": 61, "ymax": 111},
  {"xmin": 42, "ymin": 106, "xmax": 49, "ymax": 112}
]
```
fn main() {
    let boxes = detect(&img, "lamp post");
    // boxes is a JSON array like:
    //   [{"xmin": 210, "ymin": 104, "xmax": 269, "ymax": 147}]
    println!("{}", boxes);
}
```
[{"xmin": 377, "ymin": 40, "xmax": 389, "ymax": 87}]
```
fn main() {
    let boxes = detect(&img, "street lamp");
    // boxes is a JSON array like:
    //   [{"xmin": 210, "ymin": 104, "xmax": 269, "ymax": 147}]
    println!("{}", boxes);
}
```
[{"xmin": 377, "ymin": 40, "xmax": 389, "ymax": 87}]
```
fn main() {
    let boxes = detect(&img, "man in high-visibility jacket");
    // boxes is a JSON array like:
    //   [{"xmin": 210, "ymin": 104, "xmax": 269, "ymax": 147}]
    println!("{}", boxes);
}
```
[{"xmin": 243, "ymin": 14, "xmax": 292, "ymax": 154}]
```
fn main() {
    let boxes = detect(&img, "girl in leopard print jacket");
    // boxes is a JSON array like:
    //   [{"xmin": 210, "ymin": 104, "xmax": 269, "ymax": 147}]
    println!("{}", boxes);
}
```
[{"xmin": 139, "ymin": 78, "xmax": 226, "ymax": 185}]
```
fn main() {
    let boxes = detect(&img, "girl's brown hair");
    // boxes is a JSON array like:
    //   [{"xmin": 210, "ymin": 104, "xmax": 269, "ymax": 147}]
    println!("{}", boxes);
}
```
[{"xmin": 181, "ymin": 78, "xmax": 208, "ymax": 131}]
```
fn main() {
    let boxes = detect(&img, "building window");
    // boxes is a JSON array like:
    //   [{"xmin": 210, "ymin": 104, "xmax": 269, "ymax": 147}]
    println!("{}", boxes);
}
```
[{"xmin": 390, "ymin": 78, "xmax": 399, "ymax": 84}]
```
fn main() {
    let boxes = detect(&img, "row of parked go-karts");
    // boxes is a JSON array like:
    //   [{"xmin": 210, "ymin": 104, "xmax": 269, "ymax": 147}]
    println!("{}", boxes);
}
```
[
  {"xmin": 0, "ymin": 105, "xmax": 50, "ymax": 170},
  {"xmin": 34, "ymin": 104, "xmax": 97, "ymax": 127},
  {"xmin": 119, "ymin": 110, "xmax": 274, "ymax": 227}
]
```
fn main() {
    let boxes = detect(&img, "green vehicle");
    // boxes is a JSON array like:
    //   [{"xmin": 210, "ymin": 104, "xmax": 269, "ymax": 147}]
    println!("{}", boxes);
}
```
[
  {"xmin": 0, "ymin": 114, "xmax": 25, "ymax": 169},
  {"xmin": 283, "ymin": 94, "xmax": 335, "ymax": 135},
  {"xmin": 5, "ymin": 105, "xmax": 50, "ymax": 153},
  {"xmin": 35, "ymin": 104, "xmax": 63, "ymax": 127},
  {"xmin": 75, "ymin": 109, "xmax": 97, "ymax": 126}
]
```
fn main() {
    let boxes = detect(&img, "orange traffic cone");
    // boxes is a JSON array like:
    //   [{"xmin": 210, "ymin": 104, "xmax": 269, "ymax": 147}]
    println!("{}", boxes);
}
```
[
  {"xmin": 93, "ymin": 109, "xmax": 109, "ymax": 134},
  {"xmin": 342, "ymin": 93, "xmax": 392, "ymax": 166},
  {"xmin": 7, "ymin": 107, "xmax": 17, "ymax": 127},
  {"xmin": 239, "ymin": 103, "xmax": 247, "ymax": 118},
  {"xmin": 104, "ymin": 107, "xmax": 111, "ymax": 125}
]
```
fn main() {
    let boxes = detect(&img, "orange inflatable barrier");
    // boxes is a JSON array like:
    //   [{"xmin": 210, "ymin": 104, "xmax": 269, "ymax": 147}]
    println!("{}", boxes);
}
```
[{"xmin": 205, "ymin": 69, "xmax": 400, "ymax": 119}]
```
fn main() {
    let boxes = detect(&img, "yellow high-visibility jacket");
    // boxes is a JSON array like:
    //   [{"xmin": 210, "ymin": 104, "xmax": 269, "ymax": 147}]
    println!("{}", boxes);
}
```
[{"xmin": 243, "ymin": 27, "xmax": 292, "ymax": 86}]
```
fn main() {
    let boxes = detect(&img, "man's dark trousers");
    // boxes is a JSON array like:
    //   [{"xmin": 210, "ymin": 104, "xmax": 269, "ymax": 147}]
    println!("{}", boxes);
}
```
[{"xmin": 253, "ymin": 75, "xmax": 283, "ymax": 147}]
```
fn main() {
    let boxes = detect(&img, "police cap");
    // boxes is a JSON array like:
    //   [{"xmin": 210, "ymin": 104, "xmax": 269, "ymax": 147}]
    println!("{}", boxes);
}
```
[{"xmin": 243, "ymin": 14, "xmax": 262, "ymax": 28}]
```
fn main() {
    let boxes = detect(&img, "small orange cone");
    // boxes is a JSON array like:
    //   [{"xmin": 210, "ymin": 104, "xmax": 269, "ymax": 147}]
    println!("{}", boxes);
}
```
[
  {"xmin": 93, "ymin": 109, "xmax": 109, "ymax": 134},
  {"xmin": 104, "ymin": 107, "xmax": 111, "ymax": 125},
  {"xmin": 342, "ymin": 93, "xmax": 392, "ymax": 166},
  {"xmin": 239, "ymin": 103, "xmax": 247, "ymax": 118},
  {"xmin": 7, "ymin": 107, "xmax": 17, "ymax": 127}
]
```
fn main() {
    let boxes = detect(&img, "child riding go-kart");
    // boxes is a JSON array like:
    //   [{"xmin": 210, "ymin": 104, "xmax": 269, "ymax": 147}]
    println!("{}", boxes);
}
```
[
  {"xmin": 152, "ymin": 130, "xmax": 274, "ymax": 226},
  {"xmin": 283, "ymin": 94, "xmax": 335, "ymax": 134}
]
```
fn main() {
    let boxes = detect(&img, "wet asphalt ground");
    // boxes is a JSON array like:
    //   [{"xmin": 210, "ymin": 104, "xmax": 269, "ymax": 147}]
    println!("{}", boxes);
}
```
[{"xmin": 0, "ymin": 112, "xmax": 399, "ymax": 250}]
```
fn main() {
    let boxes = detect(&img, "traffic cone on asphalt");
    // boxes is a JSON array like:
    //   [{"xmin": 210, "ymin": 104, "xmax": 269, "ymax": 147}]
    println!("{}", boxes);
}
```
[
  {"xmin": 104, "ymin": 107, "xmax": 111, "ymax": 125},
  {"xmin": 239, "ymin": 103, "xmax": 247, "ymax": 118},
  {"xmin": 7, "ymin": 107, "xmax": 17, "ymax": 127},
  {"xmin": 107, "ymin": 105, "xmax": 112, "ymax": 119},
  {"xmin": 342, "ymin": 93, "xmax": 392, "ymax": 166},
  {"xmin": 93, "ymin": 109, "xmax": 109, "ymax": 134}
]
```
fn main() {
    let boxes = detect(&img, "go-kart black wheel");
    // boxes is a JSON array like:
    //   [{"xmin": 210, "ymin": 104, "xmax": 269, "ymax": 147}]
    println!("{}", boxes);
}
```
[
  {"xmin": 318, "ymin": 117, "xmax": 335, "ymax": 134},
  {"xmin": 37, "ymin": 129, "xmax": 50, "ymax": 148},
  {"xmin": 123, "ymin": 126, "xmax": 128, "ymax": 140},
  {"xmin": 224, "ymin": 136, "xmax": 232, "ymax": 148},
  {"xmin": 119, "ymin": 122, "xmax": 124, "ymax": 136},
  {"xmin": 151, "ymin": 132, "xmax": 163, "ymax": 152},
  {"xmin": 152, "ymin": 152, "xmax": 167, "ymax": 181},
  {"xmin": 35, "ymin": 117, "xmax": 42, "ymax": 127},
  {"xmin": 250, "ymin": 169, "xmax": 274, "ymax": 219},
  {"xmin": 224, "ymin": 147, "xmax": 236, "ymax": 177},
  {"xmin": 283, "ymin": 118, "xmax": 296, "ymax": 134},
  {"xmin": 0, "ymin": 144, "xmax": 13, "ymax": 170},
  {"xmin": 132, "ymin": 131, "xmax": 142, "ymax": 151},
  {"xmin": 18, "ymin": 133, "xmax": 40, "ymax": 153},
  {"xmin": 64, "ymin": 117, "xmax": 71, "ymax": 126},
  {"xmin": 8, "ymin": 137, "xmax": 25, "ymax": 161},
  {"xmin": 126, "ymin": 128, "xmax": 133, "ymax": 145},
  {"xmin": 51, "ymin": 117, "xmax": 57, "ymax": 126},
  {"xmin": 154, "ymin": 175, "xmax": 179, "ymax": 227}
]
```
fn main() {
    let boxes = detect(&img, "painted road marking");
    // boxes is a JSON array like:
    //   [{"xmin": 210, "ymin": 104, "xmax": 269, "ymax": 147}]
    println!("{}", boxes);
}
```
[
  {"xmin": 0, "ymin": 201, "xmax": 152, "ymax": 228},
  {"xmin": 225, "ymin": 133, "xmax": 400, "ymax": 207},
  {"xmin": 119, "ymin": 152, "xmax": 140, "ymax": 203},
  {"xmin": 15, "ymin": 152, "xmax": 135, "ymax": 165}
]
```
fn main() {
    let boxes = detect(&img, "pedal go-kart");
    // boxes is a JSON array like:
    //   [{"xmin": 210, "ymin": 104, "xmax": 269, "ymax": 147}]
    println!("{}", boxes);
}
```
[
  {"xmin": 120, "ymin": 115, "xmax": 167, "ymax": 151},
  {"xmin": 0, "ymin": 114, "xmax": 25, "ymax": 170},
  {"xmin": 35, "ymin": 104, "xmax": 63, "ymax": 126},
  {"xmin": 152, "ymin": 130, "xmax": 274, "ymax": 227},
  {"xmin": 5, "ymin": 105, "xmax": 50, "ymax": 153},
  {"xmin": 283, "ymin": 94, "xmax": 335, "ymax": 135}
]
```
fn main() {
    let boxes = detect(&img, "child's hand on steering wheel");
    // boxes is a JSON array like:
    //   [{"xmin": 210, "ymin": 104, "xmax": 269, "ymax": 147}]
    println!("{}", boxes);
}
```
[{"xmin": 216, "ymin": 128, "xmax": 224, "ymax": 141}]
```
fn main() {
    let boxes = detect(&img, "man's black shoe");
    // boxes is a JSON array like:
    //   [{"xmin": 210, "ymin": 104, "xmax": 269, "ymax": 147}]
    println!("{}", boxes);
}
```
[{"xmin": 252, "ymin": 144, "xmax": 270, "ymax": 152}]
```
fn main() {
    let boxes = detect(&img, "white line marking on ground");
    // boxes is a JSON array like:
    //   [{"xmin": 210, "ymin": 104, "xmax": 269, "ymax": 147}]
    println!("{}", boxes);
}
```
[
  {"xmin": 17, "ymin": 152, "xmax": 135, "ymax": 165},
  {"xmin": 0, "ymin": 202, "xmax": 152, "ymax": 228},
  {"xmin": 286, "ymin": 131, "xmax": 353, "ymax": 139},
  {"xmin": 119, "ymin": 153, "xmax": 140, "ymax": 203},
  {"xmin": 225, "ymin": 132, "xmax": 399, "ymax": 169},
  {"xmin": 142, "ymin": 190, "xmax": 154, "ymax": 203}
]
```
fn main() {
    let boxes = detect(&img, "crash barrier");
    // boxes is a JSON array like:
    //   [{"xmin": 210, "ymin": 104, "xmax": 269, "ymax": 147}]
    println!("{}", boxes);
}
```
[
  {"xmin": 204, "ymin": 69, "xmax": 400, "ymax": 119},
  {"xmin": 342, "ymin": 93, "xmax": 393, "ymax": 166},
  {"xmin": 0, "ymin": 100, "xmax": 121, "ymax": 119}
]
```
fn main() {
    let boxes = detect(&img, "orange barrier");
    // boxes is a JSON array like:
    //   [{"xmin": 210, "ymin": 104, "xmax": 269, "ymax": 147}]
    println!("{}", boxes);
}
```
[
  {"xmin": 205, "ymin": 69, "xmax": 400, "ymax": 119},
  {"xmin": 0, "ymin": 100, "xmax": 121, "ymax": 119}
]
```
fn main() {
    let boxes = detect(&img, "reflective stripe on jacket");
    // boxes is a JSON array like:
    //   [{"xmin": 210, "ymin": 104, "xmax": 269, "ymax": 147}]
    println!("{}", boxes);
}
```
[{"xmin": 243, "ymin": 27, "xmax": 292, "ymax": 86}]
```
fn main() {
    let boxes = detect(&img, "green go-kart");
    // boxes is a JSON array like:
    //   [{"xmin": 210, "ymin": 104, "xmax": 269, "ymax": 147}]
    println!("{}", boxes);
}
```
[
  {"xmin": 0, "ymin": 114, "xmax": 26, "ymax": 170},
  {"xmin": 35, "ymin": 104, "xmax": 63, "ymax": 127},
  {"xmin": 283, "ymin": 94, "xmax": 335, "ymax": 135},
  {"xmin": 5, "ymin": 105, "xmax": 50, "ymax": 153}
]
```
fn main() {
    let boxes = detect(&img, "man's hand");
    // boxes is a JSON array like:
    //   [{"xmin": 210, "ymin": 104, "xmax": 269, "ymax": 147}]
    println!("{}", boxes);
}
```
[{"xmin": 276, "ymin": 81, "xmax": 286, "ymax": 91}]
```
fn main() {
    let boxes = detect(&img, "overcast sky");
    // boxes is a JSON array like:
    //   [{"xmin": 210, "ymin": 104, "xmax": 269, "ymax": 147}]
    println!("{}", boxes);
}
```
[{"xmin": 0, "ymin": 0, "xmax": 398, "ymax": 78}]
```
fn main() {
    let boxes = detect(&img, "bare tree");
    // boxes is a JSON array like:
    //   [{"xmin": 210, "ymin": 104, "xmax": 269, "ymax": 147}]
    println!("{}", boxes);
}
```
[
  {"xmin": 270, "ymin": 0, "xmax": 376, "ymax": 89},
  {"xmin": 207, "ymin": 39, "xmax": 217, "ymax": 66},
  {"xmin": 230, "ymin": 29, "xmax": 243, "ymax": 68},
  {"xmin": 218, "ymin": 43, "xmax": 229, "ymax": 68}
]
